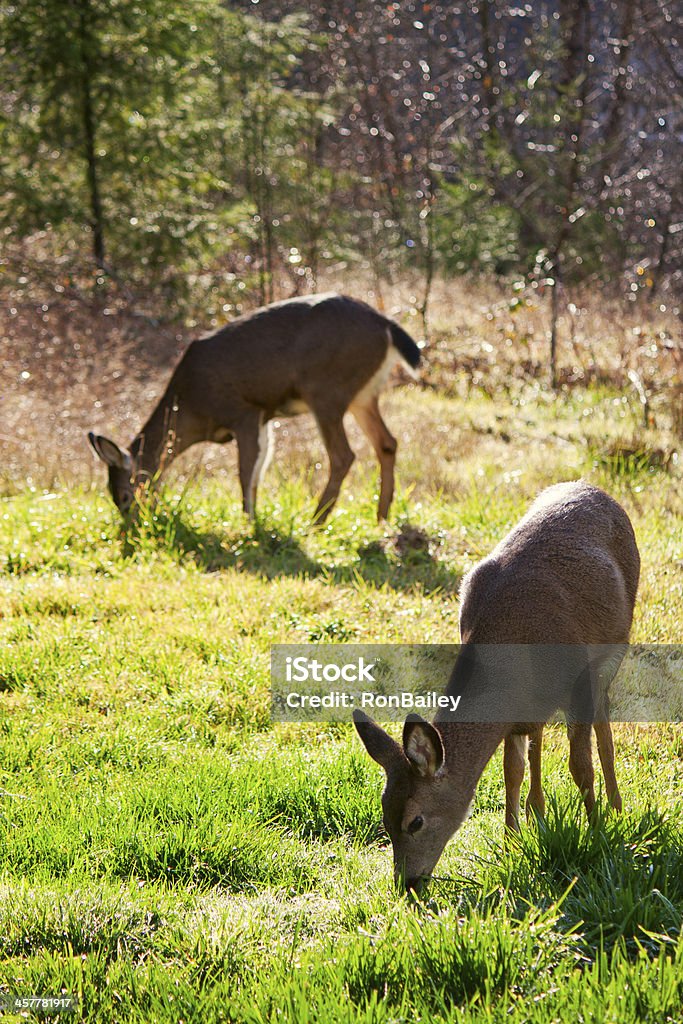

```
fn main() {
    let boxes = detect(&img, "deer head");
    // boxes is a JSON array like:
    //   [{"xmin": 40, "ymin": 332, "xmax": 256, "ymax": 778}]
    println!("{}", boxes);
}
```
[
  {"xmin": 88, "ymin": 433, "xmax": 139, "ymax": 515},
  {"xmin": 353, "ymin": 710, "xmax": 474, "ymax": 894}
]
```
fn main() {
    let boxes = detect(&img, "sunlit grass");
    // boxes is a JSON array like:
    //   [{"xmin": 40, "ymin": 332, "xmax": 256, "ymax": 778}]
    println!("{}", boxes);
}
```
[{"xmin": 0, "ymin": 380, "xmax": 682, "ymax": 1021}]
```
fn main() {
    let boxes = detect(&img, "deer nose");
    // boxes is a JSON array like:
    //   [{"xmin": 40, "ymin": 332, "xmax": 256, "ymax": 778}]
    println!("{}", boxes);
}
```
[
  {"xmin": 394, "ymin": 863, "xmax": 429, "ymax": 896},
  {"xmin": 404, "ymin": 876, "xmax": 428, "ymax": 897}
]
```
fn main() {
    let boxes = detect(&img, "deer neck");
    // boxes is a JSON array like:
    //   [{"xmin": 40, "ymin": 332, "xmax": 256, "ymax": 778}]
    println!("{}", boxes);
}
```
[
  {"xmin": 130, "ymin": 392, "xmax": 181, "ymax": 480},
  {"xmin": 439, "ymin": 720, "xmax": 509, "ymax": 794},
  {"xmin": 434, "ymin": 644, "xmax": 512, "ymax": 792}
]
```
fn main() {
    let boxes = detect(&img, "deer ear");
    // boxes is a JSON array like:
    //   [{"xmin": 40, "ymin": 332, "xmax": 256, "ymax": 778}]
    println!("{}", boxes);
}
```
[
  {"xmin": 353, "ymin": 710, "xmax": 402, "ymax": 771},
  {"xmin": 88, "ymin": 432, "xmax": 133, "ymax": 472},
  {"xmin": 403, "ymin": 714, "xmax": 444, "ymax": 777}
]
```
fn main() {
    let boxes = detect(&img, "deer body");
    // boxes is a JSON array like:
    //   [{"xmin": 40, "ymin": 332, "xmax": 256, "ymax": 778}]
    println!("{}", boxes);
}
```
[
  {"xmin": 89, "ymin": 293, "xmax": 421, "ymax": 522},
  {"xmin": 354, "ymin": 481, "xmax": 640, "ymax": 893}
]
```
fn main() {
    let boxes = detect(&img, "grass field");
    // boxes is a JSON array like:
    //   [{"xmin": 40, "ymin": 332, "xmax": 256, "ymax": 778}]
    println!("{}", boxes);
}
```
[{"xmin": 2, "ymin": 350, "xmax": 683, "ymax": 1021}]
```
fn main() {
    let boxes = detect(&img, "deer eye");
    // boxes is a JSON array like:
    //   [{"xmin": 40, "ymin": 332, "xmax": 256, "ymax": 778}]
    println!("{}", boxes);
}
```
[{"xmin": 407, "ymin": 816, "xmax": 424, "ymax": 835}]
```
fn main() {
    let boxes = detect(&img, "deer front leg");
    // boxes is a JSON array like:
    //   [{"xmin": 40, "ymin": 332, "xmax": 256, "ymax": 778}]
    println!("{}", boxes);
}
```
[
  {"xmin": 526, "ymin": 727, "xmax": 546, "ymax": 822},
  {"xmin": 235, "ymin": 411, "xmax": 269, "ymax": 518},
  {"xmin": 567, "ymin": 722, "xmax": 596, "ymax": 818},
  {"xmin": 504, "ymin": 733, "xmax": 527, "ymax": 833},
  {"xmin": 311, "ymin": 414, "xmax": 355, "ymax": 524},
  {"xmin": 594, "ymin": 719, "xmax": 622, "ymax": 812}
]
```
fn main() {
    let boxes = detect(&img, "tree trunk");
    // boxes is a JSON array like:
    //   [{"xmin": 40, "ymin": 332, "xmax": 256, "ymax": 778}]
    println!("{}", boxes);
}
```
[
  {"xmin": 549, "ymin": 253, "xmax": 562, "ymax": 389},
  {"xmin": 81, "ymin": 72, "xmax": 105, "ymax": 268},
  {"xmin": 76, "ymin": 0, "xmax": 104, "ymax": 268}
]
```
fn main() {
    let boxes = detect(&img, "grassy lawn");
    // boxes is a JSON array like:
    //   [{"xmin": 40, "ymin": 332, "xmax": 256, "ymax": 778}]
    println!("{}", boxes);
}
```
[{"xmin": 1, "ymin": 377, "xmax": 683, "ymax": 1022}]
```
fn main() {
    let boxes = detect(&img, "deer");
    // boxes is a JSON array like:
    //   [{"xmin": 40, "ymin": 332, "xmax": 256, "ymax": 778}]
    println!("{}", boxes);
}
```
[
  {"xmin": 88, "ymin": 293, "xmax": 421, "ymax": 523},
  {"xmin": 354, "ymin": 481, "xmax": 640, "ymax": 895}
]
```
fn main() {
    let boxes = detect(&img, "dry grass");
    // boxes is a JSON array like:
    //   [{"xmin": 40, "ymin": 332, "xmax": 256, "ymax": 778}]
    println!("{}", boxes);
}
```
[{"xmin": 1, "ymin": 268, "xmax": 681, "ymax": 496}]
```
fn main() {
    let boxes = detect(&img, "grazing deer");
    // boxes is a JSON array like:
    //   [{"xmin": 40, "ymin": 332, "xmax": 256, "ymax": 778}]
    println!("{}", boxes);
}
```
[
  {"xmin": 88, "ymin": 293, "xmax": 421, "ymax": 523},
  {"xmin": 354, "ymin": 481, "xmax": 640, "ymax": 894}
]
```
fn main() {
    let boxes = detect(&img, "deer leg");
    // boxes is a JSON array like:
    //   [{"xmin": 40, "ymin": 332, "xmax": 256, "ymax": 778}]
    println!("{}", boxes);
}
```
[
  {"xmin": 235, "ymin": 412, "xmax": 268, "ymax": 518},
  {"xmin": 504, "ymin": 733, "xmax": 527, "ymax": 833},
  {"xmin": 526, "ymin": 727, "xmax": 546, "ymax": 823},
  {"xmin": 351, "ymin": 397, "xmax": 398, "ymax": 521},
  {"xmin": 311, "ymin": 414, "xmax": 355, "ymax": 524},
  {"xmin": 594, "ymin": 719, "xmax": 622, "ymax": 812},
  {"xmin": 249, "ymin": 419, "xmax": 273, "ymax": 510},
  {"xmin": 567, "ymin": 722, "xmax": 595, "ymax": 818},
  {"xmin": 590, "ymin": 656, "xmax": 623, "ymax": 814}
]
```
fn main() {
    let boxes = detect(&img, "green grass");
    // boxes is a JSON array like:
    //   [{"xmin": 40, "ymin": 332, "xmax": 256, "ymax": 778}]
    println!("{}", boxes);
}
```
[{"xmin": 1, "ymin": 381, "xmax": 682, "ymax": 1022}]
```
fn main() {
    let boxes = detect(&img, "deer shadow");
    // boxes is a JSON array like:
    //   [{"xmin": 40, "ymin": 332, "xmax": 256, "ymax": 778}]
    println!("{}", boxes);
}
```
[{"xmin": 121, "ymin": 512, "xmax": 462, "ymax": 596}]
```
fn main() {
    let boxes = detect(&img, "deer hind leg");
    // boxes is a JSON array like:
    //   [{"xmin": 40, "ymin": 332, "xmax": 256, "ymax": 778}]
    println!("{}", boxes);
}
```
[
  {"xmin": 311, "ymin": 413, "xmax": 355, "ymax": 524},
  {"xmin": 351, "ymin": 397, "xmax": 398, "ymax": 521},
  {"xmin": 526, "ymin": 727, "xmax": 546, "ymax": 823},
  {"xmin": 594, "ymin": 719, "xmax": 622, "ymax": 812},
  {"xmin": 567, "ymin": 722, "xmax": 596, "ymax": 818},
  {"xmin": 504, "ymin": 733, "xmax": 527, "ymax": 833},
  {"xmin": 235, "ymin": 412, "xmax": 271, "ymax": 518}
]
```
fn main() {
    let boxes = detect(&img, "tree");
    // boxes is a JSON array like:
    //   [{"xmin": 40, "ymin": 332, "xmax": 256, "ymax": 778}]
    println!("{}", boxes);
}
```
[
  {"xmin": 447, "ymin": 0, "xmax": 681, "ymax": 383},
  {"xmin": 0, "ymin": 0, "xmax": 217, "ymax": 274}
]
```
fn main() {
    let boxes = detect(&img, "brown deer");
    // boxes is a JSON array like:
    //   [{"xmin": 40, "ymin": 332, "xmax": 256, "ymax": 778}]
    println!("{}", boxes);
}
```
[
  {"xmin": 88, "ymin": 293, "xmax": 421, "ymax": 523},
  {"xmin": 354, "ymin": 481, "xmax": 640, "ymax": 894}
]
